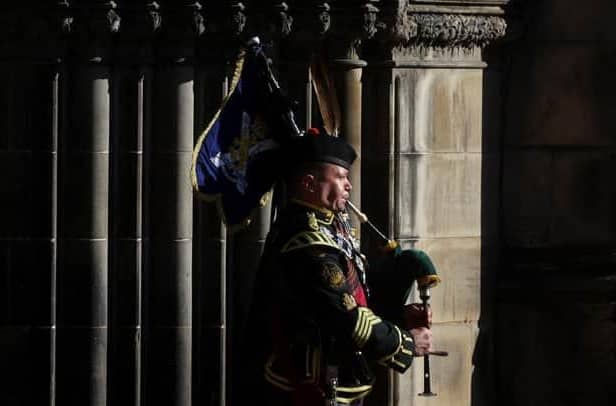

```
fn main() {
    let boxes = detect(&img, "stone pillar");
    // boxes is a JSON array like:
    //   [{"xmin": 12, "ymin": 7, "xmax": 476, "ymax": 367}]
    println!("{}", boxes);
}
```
[
  {"xmin": 324, "ymin": 2, "xmax": 373, "ymax": 212},
  {"xmin": 0, "ymin": 6, "xmax": 63, "ymax": 402},
  {"xmin": 108, "ymin": 3, "xmax": 160, "ymax": 406},
  {"xmin": 109, "ymin": 66, "xmax": 145, "ymax": 406},
  {"xmin": 332, "ymin": 58, "xmax": 365, "ymax": 208},
  {"xmin": 193, "ymin": 188, "xmax": 227, "ymax": 406},
  {"xmin": 361, "ymin": 2, "xmax": 507, "ymax": 406},
  {"xmin": 143, "ymin": 2, "xmax": 202, "ymax": 405},
  {"xmin": 55, "ymin": 2, "xmax": 120, "ymax": 405},
  {"xmin": 193, "ymin": 48, "xmax": 231, "ymax": 406}
]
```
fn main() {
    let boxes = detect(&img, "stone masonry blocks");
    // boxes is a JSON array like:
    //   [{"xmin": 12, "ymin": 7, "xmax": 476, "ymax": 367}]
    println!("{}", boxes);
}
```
[
  {"xmin": 397, "ymin": 153, "xmax": 481, "ymax": 239},
  {"xmin": 396, "ymin": 68, "xmax": 483, "ymax": 154}
]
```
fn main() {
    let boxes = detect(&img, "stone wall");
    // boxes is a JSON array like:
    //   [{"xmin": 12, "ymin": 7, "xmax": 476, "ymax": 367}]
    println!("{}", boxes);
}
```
[{"xmin": 487, "ymin": 1, "xmax": 616, "ymax": 405}]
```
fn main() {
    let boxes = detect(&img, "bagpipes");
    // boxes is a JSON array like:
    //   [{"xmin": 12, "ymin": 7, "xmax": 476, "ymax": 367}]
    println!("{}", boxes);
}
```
[{"xmin": 345, "ymin": 202, "xmax": 449, "ymax": 396}]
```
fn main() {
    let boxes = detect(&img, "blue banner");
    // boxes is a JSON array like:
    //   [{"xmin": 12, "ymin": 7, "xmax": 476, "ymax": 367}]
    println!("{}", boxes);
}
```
[{"xmin": 191, "ymin": 43, "xmax": 285, "ymax": 227}]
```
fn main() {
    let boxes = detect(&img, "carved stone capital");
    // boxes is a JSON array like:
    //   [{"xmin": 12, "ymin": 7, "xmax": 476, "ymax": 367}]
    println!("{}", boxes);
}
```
[
  {"xmin": 314, "ymin": 3, "xmax": 331, "ymax": 37},
  {"xmin": 86, "ymin": 1, "xmax": 121, "ymax": 36},
  {"xmin": 155, "ymin": 2, "xmax": 207, "ymax": 61},
  {"xmin": 373, "ymin": 2, "xmax": 417, "ymax": 48},
  {"xmin": 66, "ymin": 1, "xmax": 121, "ymax": 60},
  {"xmin": 269, "ymin": 2, "xmax": 294, "ymax": 39},
  {"xmin": 360, "ymin": 3, "xmax": 382, "ymax": 40},
  {"xmin": 163, "ymin": 1, "xmax": 205, "ymax": 40},
  {"xmin": 411, "ymin": 13, "xmax": 507, "ymax": 48},
  {"xmin": 360, "ymin": 2, "xmax": 508, "ymax": 64},
  {"xmin": 320, "ymin": 2, "xmax": 381, "ymax": 60},
  {"xmin": 228, "ymin": 2, "xmax": 247, "ymax": 37},
  {"xmin": 113, "ymin": 1, "xmax": 161, "ymax": 62},
  {"xmin": 56, "ymin": 0, "xmax": 74, "ymax": 34},
  {"xmin": 392, "ymin": 6, "xmax": 418, "ymax": 44},
  {"xmin": 191, "ymin": 2, "xmax": 206, "ymax": 37},
  {"xmin": 143, "ymin": 1, "xmax": 162, "ymax": 34}
]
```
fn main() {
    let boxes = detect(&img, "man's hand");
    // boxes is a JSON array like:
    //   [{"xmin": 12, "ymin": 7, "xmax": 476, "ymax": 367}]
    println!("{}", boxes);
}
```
[{"xmin": 409, "ymin": 327, "xmax": 433, "ymax": 356}]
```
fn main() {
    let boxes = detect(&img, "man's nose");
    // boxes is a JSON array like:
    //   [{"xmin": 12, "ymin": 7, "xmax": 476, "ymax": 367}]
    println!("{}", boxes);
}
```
[{"xmin": 346, "ymin": 180, "xmax": 352, "ymax": 191}]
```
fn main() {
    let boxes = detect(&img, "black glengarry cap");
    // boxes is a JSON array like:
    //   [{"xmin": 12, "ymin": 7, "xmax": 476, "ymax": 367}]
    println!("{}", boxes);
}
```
[{"xmin": 286, "ymin": 128, "xmax": 357, "ymax": 170}]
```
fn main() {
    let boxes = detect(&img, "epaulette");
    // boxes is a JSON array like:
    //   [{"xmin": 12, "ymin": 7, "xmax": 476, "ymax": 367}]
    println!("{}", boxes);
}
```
[
  {"xmin": 280, "ymin": 230, "xmax": 340, "ymax": 253},
  {"xmin": 273, "ymin": 204, "xmax": 342, "ymax": 254}
]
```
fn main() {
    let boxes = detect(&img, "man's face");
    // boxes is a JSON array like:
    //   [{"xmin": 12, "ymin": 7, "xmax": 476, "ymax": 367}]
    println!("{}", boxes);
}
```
[{"xmin": 313, "ymin": 163, "xmax": 353, "ymax": 212}]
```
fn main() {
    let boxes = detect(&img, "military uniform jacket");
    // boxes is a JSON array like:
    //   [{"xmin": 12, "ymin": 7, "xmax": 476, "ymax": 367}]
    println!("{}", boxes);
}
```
[{"xmin": 260, "ymin": 201, "xmax": 416, "ymax": 404}]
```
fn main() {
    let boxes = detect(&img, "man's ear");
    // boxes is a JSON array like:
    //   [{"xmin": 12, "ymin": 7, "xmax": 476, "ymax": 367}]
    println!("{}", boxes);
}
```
[{"xmin": 300, "ymin": 174, "xmax": 316, "ymax": 193}]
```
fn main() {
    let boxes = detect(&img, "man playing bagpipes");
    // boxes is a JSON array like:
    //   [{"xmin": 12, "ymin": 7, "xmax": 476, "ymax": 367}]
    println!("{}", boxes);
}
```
[
  {"xmin": 192, "ymin": 38, "xmax": 442, "ymax": 405},
  {"xmin": 245, "ymin": 132, "xmax": 438, "ymax": 405}
]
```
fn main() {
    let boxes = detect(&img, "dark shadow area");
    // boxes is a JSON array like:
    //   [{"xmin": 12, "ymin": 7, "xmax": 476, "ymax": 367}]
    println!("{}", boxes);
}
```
[
  {"xmin": 475, "ymin": 2, "xmax": 616, "ymax": 405},
  {"xmin": 473, "ymin": 42, "xmax": 507, "ymax": 406}
]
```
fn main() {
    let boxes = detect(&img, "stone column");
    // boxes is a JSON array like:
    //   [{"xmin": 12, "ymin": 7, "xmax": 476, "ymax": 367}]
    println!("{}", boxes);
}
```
[
  {"xmin": 108, "ymin": 3, "xmax": 160, "ymax": 406},
  {"xmin": 143, "ymin": 2, "xmax": 202, "ymax": 405},
  {"xmin": 109, "ymin": 65, "xmax": 145, "ymax": 406},
  {"xmin": 361, "ymin": 2, "xmax": 507, "ymax": 406},
  {"xmin": 0, "ymin": 5, "xmax": 66, "ymax": 403},
  {"xmin": 324, "ymin": 2, "xmax": 373, "ymax": 211},
  {"xmin": 193, "ymin": 45, "xmax": 232, "ymax": 406},
  {"xmin": 58, "ymin": 61, "xmax": 110, "ymax": 403},
  {"xmin": 55, "ymin": 2, "xmax": 120, "ymax": 405},
  {"xmin": 332, "ymin": 58, "xmax": 365, "ymax": 207}
]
